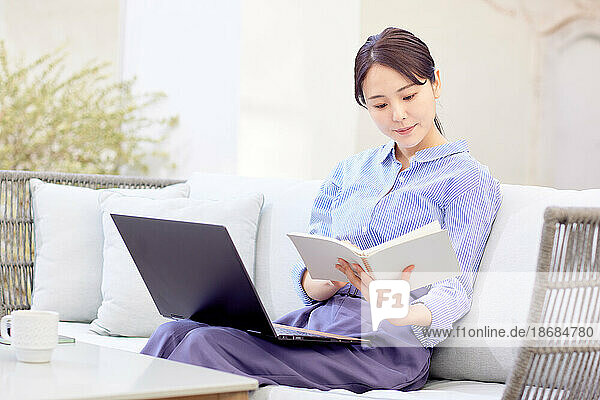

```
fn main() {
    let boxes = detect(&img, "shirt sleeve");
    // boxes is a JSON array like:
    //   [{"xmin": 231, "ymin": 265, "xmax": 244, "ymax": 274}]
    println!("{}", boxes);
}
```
[
  {"xmin": 290, "ymin": 161, "xmax": 344, "ymax": 305},
  {"xmin": 410, "ymin": 171, "xmax": 502, "ymax": 348},
  {"xmin": 291, "ymin": 260, "xmax": 315, "ymax": 306}
]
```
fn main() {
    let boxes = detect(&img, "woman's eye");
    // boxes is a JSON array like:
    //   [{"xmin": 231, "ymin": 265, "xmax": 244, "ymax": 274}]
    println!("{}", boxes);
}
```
[
  {"xmin": 374, "ymin": 104, "xmax": 387, "ymax": 109},
  {"xmin": 403, "ymin": 94, "xmax": 416, "ymax": 101}
]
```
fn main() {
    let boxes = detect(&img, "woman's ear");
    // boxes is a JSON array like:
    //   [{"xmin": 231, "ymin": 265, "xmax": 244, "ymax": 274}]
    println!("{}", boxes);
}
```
[{"xmin": 432, "ymin": 70, "xmax": 441, "ymax": 99}]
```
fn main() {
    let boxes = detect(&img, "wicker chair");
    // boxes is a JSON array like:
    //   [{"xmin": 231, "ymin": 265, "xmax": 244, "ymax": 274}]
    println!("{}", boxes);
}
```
[
  {"xmin": 502, "ymin": 207, "xmax": 600, "ymax": 400},
  {"xmin": 1, "ymin": 170, "xmax": 599, "ymax": 399}
]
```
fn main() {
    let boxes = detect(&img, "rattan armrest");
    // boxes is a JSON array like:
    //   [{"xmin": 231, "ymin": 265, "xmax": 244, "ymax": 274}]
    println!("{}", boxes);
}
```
[{"xmin": 502, "ymin": 207, "xmax": 600, "ymax": 399}]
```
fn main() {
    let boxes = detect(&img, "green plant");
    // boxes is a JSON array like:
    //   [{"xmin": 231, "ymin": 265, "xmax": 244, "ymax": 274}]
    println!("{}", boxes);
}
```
[{"xmin": 0, "ymin": 41, "xmax": 178, "ymax": 175}]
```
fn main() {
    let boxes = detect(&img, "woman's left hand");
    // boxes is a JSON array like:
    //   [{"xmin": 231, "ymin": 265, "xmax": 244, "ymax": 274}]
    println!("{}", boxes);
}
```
[
  {"xmin": 335, "ymin": 258, "xmax": 375, "ymax": 300},
  {"xmin": 335, "ymin": 259, "xmax": 415, "ymax": 302}
]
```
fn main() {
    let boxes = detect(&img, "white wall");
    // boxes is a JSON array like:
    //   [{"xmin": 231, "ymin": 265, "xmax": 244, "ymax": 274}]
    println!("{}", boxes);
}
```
[
  {"xmin": 0, "ymin": 0, "xmax": 120, "ymax": 80},
  {"xmin": 538, "ymin": 19, "xmax": 600, "ymax": 190},
  {"xmin": 120, "ymin": 0, "xmax": 241, "ymax": 178},
  {"xmin": 238, "ymin": 0, "xmax": 361, "ymax": 179}
]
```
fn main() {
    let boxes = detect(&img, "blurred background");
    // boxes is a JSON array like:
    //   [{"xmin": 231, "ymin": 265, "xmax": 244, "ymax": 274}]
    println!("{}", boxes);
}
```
[{"xmin": 0, "ymin": 0, "xmax": 598, "ymax": 188}]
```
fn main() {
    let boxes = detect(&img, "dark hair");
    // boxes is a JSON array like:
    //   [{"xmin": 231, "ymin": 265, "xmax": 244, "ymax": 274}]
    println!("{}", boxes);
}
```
[{"xmin": 354, "ymin": 27, "xmax": 444, "ymax": 136}]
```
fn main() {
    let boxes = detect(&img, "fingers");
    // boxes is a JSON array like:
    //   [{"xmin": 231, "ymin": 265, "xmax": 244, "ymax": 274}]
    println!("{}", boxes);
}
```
[
  {"xmin": 335, "ymin": 260, "xmax": 358, "ymax": 287},
  {"xmin": 358, "ymin": 263, "xmax": 375, "ymax": 280},
  {"xmin": 401, "ymin": 264, "xmax": 415, "ymax": 282},
  {"xmin": 334, "ymin": 259, "xmax": 414, "ymax": 298},
  {"xmin": 352, "ymin": 262, "xmax": 374, "ymax": 284},
  {"xmin": 335, "ymin": 258, "xmax": 370, "ymax": 297}
]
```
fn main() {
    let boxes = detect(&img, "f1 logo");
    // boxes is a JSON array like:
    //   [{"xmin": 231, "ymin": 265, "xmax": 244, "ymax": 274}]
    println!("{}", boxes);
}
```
[{"xmin": 369, "ymin": 280, "xmax": 411, "ymax": 330}]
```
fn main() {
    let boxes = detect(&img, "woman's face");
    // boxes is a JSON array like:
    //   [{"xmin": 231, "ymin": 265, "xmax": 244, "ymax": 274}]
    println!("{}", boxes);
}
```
[{"xmin": 362, "ymin": 63, "xmax": 442, "ymax": 158}]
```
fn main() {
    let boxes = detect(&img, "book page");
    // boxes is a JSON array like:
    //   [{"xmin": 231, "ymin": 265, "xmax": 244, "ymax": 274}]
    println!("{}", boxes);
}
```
[
  {"xmin": 287, "ymin": 232, "xmax": 366, "ymax": 255},
  {"xmin": 363, "ymin": 220, "xmax": 442, "ymax": 257},
  {"xmin": 365, "ymin": 229, "xmax": 460, "ymax": 290},
  {"xmin": 287, "ymin": 233, "xmax": 367, "ymax": 281}
]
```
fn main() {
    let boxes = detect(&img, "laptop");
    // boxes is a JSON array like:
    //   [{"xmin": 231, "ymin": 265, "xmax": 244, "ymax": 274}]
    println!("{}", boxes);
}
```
[{"xmin": 110, "ymin": 214, "xmax": 367, "ymax": 344}]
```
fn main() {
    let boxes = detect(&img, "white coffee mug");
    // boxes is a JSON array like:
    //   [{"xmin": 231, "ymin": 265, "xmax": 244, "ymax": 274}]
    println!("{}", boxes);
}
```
[{"xmin": 0, "ymin": 310, "xmax": 59, "ymax": 363}]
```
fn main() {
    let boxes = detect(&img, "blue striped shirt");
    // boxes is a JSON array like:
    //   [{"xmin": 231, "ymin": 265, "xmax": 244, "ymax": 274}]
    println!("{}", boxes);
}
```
[{"xmin": 291, "ymin": 139, "xmax": 502, "ymax": 348}]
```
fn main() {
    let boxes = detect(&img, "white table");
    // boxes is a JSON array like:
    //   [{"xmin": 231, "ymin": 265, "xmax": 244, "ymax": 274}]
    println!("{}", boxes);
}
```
[{"xmin": 0, "ymin": 341, "xmax": 258, "ymax": 400}]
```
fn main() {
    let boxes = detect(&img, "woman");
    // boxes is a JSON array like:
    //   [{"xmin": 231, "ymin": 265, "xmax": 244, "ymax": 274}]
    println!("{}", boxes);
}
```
[{"xmin": 141, "ymin": 27, "xmax": 502, "ymax": 393}]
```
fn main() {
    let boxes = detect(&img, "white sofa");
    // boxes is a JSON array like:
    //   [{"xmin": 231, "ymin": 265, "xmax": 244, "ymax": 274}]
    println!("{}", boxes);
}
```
[{"xmin": 44, "ymin": 172, "xmax": 599, "ymax": 400}]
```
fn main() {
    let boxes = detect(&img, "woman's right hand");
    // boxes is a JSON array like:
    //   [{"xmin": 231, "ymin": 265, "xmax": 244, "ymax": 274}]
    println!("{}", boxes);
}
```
[{"xmin": 301, "ymin": 269, "xmax": 348, "ymax": 301}]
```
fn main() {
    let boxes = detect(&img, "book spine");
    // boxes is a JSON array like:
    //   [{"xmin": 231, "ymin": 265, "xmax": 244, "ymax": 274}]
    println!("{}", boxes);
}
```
[{"xmin": 361, "ymin": 257, "xmax": 373, "ymax": 274}]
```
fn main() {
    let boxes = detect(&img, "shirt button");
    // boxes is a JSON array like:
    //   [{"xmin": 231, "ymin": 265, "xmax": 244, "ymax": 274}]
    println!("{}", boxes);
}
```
[
  {"xmin": 362, "ymin": 226, "xmax": 368, "ymax": 234},
  {"xmin": 398, "ymin": 176, "xmax": 405, "ymax": 182}
]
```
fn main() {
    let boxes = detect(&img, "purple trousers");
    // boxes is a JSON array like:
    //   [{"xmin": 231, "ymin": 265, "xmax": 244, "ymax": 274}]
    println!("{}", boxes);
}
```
[{"xmin": 141, "ymin": 286, "xmax": 433, "ymax": 393}]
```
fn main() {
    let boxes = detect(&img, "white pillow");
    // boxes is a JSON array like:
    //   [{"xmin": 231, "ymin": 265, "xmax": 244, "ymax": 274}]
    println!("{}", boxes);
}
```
[
  {"xmin": 30, "ymin": 179, "xmax": 189, "ymax": 322},
  {"xmin": 89, "ymin": 191, "xmax": 264, "ymax": 337}
]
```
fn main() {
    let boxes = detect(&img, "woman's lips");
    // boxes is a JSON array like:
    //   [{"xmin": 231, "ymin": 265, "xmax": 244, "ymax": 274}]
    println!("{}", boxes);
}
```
[{"xmin": 393, "ymin": 124, "xmax": 416, "ymax": 135}]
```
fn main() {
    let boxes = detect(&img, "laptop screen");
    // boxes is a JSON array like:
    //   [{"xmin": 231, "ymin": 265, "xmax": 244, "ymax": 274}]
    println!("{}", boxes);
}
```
[{"xmin": 110, "ymin": 214, "xmax": 276, "ymax": 336}]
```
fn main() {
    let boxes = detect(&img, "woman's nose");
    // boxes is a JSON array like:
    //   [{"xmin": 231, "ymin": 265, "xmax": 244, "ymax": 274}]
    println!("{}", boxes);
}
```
[{"xmin": 392, "ymin": 104, "xmax": 407, "ymax": 122}]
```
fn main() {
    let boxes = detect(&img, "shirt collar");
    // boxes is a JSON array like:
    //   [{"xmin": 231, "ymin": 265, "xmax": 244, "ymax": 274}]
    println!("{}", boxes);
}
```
[{"xmin": 378, "ymin": 139, "xmax": 469, "ymax": 164}]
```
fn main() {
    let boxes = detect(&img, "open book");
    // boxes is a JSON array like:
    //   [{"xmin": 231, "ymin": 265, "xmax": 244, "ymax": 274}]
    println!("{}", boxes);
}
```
[{"xmin": 287, "ymin": 221, "xmax": 461, "ymax": 290}]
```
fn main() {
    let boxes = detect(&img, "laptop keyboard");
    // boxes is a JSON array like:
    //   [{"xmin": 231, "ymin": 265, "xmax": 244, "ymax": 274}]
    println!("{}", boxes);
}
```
[{"xmin": 274, "ymin": 325, "xmax": 329, "ymax": 338}]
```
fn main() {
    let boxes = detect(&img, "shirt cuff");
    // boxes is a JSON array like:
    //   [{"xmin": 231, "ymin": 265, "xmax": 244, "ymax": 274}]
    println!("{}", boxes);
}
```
[
  {"xmin": 291, "ymin": 261, "xmax": 317, "ymax": 306},
  {"xmin": 410, "ymin": 295, "xmax": 452, "ymax": 348}
]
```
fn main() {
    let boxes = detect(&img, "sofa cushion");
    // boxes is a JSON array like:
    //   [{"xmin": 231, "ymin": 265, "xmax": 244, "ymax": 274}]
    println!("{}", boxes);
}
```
[
  {"xmin": 89, "ymin": 192, "xmax": 263, "ymax": 337},
  {"xmin": 252, "ymin": 179, "xmax": 324, "ymax": 319},
  {"xmin": 29, "ymin": 179, "xmax": 189, "ymax": 322},
  {"xmin": 250, "ymin": 380, "xmax": 506, "ymax": 399},
  {"xmin": 429, "ymin": 184, "xmax": 600, "ymax": 383},
  {"xmin": 188, "ymin": 173, "xmax": 321, "ymax": 319}
]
